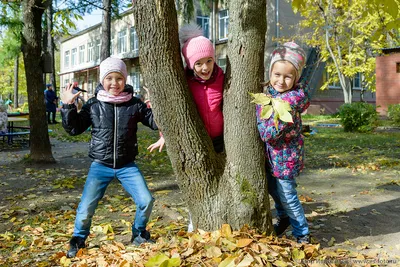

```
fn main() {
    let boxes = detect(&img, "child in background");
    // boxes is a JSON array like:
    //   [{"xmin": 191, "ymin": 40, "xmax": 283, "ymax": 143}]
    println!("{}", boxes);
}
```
[
  {"xmin": 256, "ymin": 42, "xmax": 311, "ymax": 243},
  {"xmin": 61, "ymin": 57, "xmax": 164, "ymax": 258},
  {"xmin": 180, "ymin": 23, "xmax": 225, "ymax": 152}
]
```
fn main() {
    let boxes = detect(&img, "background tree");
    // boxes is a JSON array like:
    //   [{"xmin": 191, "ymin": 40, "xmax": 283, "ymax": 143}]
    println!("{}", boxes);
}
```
[
  {"xmin": 292, "ymin": 0, "xmax": 400, "ymax": 103},
  {"xmin": 133, "ymin": 0, "xmax": 273, "ymax": 232},
  {"xmin": 100, "ymin": 0, "xmax": 112, "ymax": 61},
  {"xmin": 21, "ymin": 0, "xmax": 55, "ymax": 162},
  {"xmin": 46, "ymin": 1, "xmax": 57, "ymax": 94},
  {"xmin": 0, "ymin": 2, "xmax": 23, "ymax": 107}
]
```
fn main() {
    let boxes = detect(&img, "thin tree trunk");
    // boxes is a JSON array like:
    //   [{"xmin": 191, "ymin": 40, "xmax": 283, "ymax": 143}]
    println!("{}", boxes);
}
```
[
  {"xmin": 100, "ymin": 0, "xmax": 111, "ymax": 61},
  {"xmin": 22, "ymin": 0, "xmax": 55, "ymax": 163},
  {"xmin": 13, "ymin": 56, "xmax": 19, "ymax": 108},
  {"xmin": 47, "ymin": 1, "xmax": 57, "ymax": 94},
  {"xmin": 133, "ymin": 0, "xmax": 272, "ymax": 232}
]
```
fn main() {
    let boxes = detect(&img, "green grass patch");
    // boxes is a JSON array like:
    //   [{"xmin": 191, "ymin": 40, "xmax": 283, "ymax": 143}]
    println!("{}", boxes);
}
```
[{"xmin": 305, "ymin": 127, "xmax": 400, "ymax": 171}]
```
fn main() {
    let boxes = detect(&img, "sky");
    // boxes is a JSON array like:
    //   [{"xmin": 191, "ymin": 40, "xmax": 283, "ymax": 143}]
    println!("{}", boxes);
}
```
[{"xmin": 73, "ymin": 9, "xmax": 103, "ymax": 32}]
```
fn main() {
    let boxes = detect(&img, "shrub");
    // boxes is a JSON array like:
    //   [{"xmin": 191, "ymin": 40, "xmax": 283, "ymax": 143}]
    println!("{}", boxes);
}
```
[
  {"xmin": 338, "ymin": 102, "xmax": 378, "ymax": 132},
  {"xmin": 387, "ymin": 104, "xmax": 400, "ymax": 126}
]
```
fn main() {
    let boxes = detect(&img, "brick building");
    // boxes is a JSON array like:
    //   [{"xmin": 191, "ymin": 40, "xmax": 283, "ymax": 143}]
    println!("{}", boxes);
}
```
[{"xmin": 376, "ymin": 47, "xmax": 400, "ymax": 116}]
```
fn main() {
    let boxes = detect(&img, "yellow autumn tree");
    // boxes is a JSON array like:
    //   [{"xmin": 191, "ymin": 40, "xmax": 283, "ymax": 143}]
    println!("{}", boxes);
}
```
[{"xmin": 291, "ymin": 0, "xmax": 400, "ymax": 103}]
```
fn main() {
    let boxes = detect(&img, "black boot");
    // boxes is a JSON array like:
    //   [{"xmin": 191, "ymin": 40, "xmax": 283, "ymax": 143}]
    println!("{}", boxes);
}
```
[
  {"xmin": 131, "ymin": 230, "xmax": 154, "ymax": 246},
  {"xmin": 274, "ymin": 216, "xmax": 291, "ymax": 236},
  {"xmin": 52, "ymin": 112, "xmax": 58, "ymax": 124},
  {"xmin": 66, "ymin": 236, "xmax": 86, "ymax": 258},
  {"xmin": 47, "ymin": 112, "xmax": 52, "ymax": 124},
  {"xmin": 297, "ymin": 234, "xmax": 311, "ymax": 244}
]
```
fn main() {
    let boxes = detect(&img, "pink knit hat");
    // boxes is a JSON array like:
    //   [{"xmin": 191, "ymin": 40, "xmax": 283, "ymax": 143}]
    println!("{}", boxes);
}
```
[
  {"xmin": 99, "ymin": 57, "xmax": 128, "ymax": 85},
  {"xmin": 179, "ymin": 23, "xmax": 215, "ymax": 69},
  {"xmin": 269, "ymin": 42, "xmax": 306, "ymax": 82}
]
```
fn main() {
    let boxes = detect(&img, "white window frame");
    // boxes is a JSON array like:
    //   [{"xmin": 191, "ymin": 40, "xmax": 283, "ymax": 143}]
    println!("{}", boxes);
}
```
[
  {"xmin": 88, "ymin": 42, "xmax": 94, "ymax": 62},
  {"xmin": 79, "ymin": 45, "xmax": 85, "ymax": 64},
  {"xmin": 64, "ymin": 50, "xmax": 70, "ymax": 68},
  {"xmin": 110, "ymin": 36, "xmax": 115, "ymax": 55},
  {"xmin": 118, "ymin": 28, "xmax": 127, "ymax": 54},
  {"xmin": 130, "ymin": 71, "xmax": 140, "ymax": 93},
  {"xmin": 218, "ymin": 9, "xmax": 229, "ymax": 40},
  {"xmin": 95, "ymin": 40, "xmax": 101, "ymax": 61},
  {"xmin": 71, "ymin": 48, "xmax": 77, "ymax": 66},
  {"xmin": 196, "ymin": 16, "xmax": 210, "ymax": 39},
  {"xmin": 130, "ymin": 27, "xmax": 139, "ymax": 54}
]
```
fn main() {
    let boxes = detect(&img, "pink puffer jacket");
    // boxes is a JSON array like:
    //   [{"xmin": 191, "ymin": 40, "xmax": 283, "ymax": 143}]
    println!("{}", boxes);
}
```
[{"xmin": 186, "ymin": 64, "xmax": 224, "ymax": 139}]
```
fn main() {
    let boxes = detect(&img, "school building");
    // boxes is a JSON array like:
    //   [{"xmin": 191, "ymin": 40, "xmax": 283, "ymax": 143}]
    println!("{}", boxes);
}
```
[{"xmin": 59, "ymin": 1, "xmax": 376, "ymax": 114}]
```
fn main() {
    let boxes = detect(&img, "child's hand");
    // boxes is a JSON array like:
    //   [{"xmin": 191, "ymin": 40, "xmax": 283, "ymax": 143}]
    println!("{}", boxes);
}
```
[
  {"xmin": 61, "ymin": 83, "xmax": 81, "ymax": 105},
  {"xmin": 147, "ymin": 136, "xmax": 165, "ymax": 152}
]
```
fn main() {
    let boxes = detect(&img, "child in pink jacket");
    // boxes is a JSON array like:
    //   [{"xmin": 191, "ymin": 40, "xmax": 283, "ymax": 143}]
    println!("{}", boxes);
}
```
[
  {"xmin": 180, "ymin": 23, "xmax": 225, "ymax": 152},
  {"xmin": 148, "ymin": 24, "xmax": 225, "ymax": 154}
]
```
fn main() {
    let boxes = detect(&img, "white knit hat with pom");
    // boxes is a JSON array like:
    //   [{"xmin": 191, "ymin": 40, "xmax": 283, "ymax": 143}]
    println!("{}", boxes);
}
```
[{"xmin": 99, "ymin": 57, "xmax": 128, "ymax": 85}]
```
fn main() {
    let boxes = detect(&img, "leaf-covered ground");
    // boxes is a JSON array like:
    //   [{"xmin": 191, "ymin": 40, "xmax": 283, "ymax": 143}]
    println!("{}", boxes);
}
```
[{"xmin": 0, "ymin": 121, "xmax": 400, "ymax": 266}]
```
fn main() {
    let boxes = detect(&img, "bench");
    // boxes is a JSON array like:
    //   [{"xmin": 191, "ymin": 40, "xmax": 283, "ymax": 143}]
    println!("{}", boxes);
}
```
[
  {"xmin": 0, "ymin": 131, "xmax": 31, "ymax": 145},
  {"xmin": 0, "ymin": 129, "xmax": 53, "ymax": 145}
]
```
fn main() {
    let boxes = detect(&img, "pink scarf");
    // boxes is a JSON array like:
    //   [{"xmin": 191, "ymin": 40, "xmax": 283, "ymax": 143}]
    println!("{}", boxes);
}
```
[{"xmin": 97, "ymin": 90, "xmax": 132, "ymax": 104}]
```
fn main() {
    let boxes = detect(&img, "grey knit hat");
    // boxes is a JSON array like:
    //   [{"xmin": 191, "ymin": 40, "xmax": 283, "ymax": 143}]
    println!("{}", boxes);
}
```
[
  {"xmin": 99, "ymin": 57, "xmax": 128, "ymax": 85},
  {"xmin": 269, "ymin": 42, "xmax": 306, "ymax": 82}
]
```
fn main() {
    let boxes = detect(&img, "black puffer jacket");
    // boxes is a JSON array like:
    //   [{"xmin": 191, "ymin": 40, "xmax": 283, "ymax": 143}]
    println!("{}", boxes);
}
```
[{"xmin": 61, "ymin": 84, "xmax": 158, "ymax": 169}]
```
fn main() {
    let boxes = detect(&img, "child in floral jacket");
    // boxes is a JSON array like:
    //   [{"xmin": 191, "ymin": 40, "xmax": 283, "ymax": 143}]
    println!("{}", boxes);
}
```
[{"xmin": 256, "ymin": 42, "xmax": 311, "ymax": 243}]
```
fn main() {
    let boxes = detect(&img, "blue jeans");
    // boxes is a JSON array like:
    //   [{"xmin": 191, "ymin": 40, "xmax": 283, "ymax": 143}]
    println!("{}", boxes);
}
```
[
  {"xmin": 73, "ymin": 162, "xmax": 154, "ymax": 239},
  {"xmin": 267, "ymin": 170, "xmax": 309, "ymax": 237}
]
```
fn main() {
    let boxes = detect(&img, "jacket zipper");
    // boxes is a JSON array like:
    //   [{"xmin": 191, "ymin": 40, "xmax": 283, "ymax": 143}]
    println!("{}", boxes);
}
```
[{"xmin": 113, "ymin": 103, "xmax": 117, "ymax": 168}]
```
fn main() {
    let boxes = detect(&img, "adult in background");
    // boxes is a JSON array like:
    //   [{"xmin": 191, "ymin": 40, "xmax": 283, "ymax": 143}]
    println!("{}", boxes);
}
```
[{"xmin": 44, "ymin": 84, "xmax": 58, "ymax": 124}]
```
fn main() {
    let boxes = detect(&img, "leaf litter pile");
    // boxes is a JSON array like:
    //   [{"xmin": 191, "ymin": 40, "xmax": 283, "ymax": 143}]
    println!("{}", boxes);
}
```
[{"xmin": 0, "ymin": 206, "xmax": 382, "ymax": 267}]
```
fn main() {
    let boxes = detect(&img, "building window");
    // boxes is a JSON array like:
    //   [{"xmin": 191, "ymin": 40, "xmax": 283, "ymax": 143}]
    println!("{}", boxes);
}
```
[
  {"xmin": 218, "ymin": 9, "xmax": 229, "ymax": 40},
  {"xmin": 397, "ymin": 62, "xmax": 400, "ymax": 73},
  {"xmin": 71, "ymin": 48, "xmax": 77, "ymax": 66},
  {"xmin": 88, "ymin": 79, "xmax": 94, "ymax": 95},
  {"xmin": 196, "ymin": 16, "xmax": 210, "ymax": 39},
  {"xmin": 353, "ymin": 72, "xmax": 361, "ymax": 89},
  {"xmin": 64, "ymin": 50, "xmax": 70, "ymax": 68},
  {"xmin": 130, "ymin": 71, "xmax": 140, "ymax": 93},
  {"xmin": 88, "ymin": 42, "xmax": 94, "ymax": 62},
  {"xmin": 130, "ymin": 27, "xmax": 139, "ymax": 55},
  {"xmin": 118, "ymin": 28, "xmax": 127, "ymax": 54},
  {"xmin": 95, "ymin": 40, "xmax": 101, "ymax": 60},
  {"xmin": 217, "ymin": 58, "xmax": 227, "ymax": 73},
  {"xmin": 79, "ymin": 45, "xmax": 85, "ymax": 64},
  {"xmin": 328, "ymin": 72, "xmax": 363, "ymax": 90},
  {"xmin": 64, "ymin": 79, "xmax": 69, "ymax": 86},
  {"xmin": 110, "ymin": 36, "xmax": 114, "ymax": 55}
]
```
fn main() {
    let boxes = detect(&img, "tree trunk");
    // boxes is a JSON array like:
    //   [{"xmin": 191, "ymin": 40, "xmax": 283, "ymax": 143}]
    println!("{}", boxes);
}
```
[
  {"xmin": 133, "ymin": 0, "xmax": 272, "ymax": 232},
  {"xmin": 22, "ymin": 0, "xmax": 55, "ymax": 163},
  {"xmin": 13, "ymin": 56, "xmax": 19, "ymax": 108},
  {"xmin": 100, "ymin": 0, "xmax": 111, "ymax": 61},
  {"xmin": 47, "ymin": 1, "xmax": 57, "ymax": 94}
]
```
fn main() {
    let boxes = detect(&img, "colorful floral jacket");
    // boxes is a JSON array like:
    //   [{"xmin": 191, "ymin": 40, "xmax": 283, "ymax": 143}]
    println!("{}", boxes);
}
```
[{"xmin": 256, "ymin": 83, "xmax": 310, "ymax": 179}]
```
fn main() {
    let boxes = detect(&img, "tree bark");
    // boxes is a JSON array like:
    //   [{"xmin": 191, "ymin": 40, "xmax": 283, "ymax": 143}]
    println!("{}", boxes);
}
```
[
  {"xmin": 22, "ymin": 0, "xmax": 55, "ymax": 163},
  {"xmin": 13, "ymin": 56, "xmax": 19, "ymax": 108},
  {"xmin": 133, "ymin": 0, "xmax": 272, "ymax": 232},
  {"xmin": 100, "ymin": 0, "xmax": 111, "ymax": 61}
]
